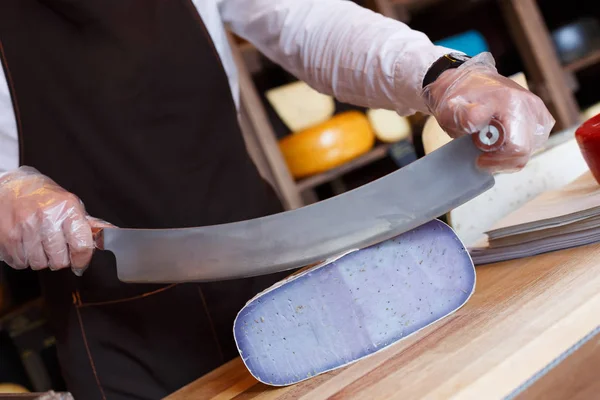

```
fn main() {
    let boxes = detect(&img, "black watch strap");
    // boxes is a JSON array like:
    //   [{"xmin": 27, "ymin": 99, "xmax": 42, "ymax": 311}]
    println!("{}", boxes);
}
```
[{"xmin": 422, "ymin": 53, "xmax": 471, "ymax": 88}]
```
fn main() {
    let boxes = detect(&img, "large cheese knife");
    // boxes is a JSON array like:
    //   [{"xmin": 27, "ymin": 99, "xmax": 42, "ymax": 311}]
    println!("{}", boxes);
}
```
[{"xmin": 93, "ymin": 120, "xmax": 504, "ymax": 283}]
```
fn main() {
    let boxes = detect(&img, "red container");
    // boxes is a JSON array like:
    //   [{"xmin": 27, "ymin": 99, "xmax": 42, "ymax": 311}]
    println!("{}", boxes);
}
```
[{"xmin": 575, "ymin": 113, "xmax": 600, "ymax": 184}]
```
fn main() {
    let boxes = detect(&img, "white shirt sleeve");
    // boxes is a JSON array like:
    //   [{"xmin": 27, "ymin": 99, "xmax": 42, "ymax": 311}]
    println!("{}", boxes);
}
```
[
  {"xmin": 217, "ymin": 0, "xmax": 458, "ymax": 116},
  {"xmin": 0, "ymin": 62, "xmax": 20, "ymax": 175}
]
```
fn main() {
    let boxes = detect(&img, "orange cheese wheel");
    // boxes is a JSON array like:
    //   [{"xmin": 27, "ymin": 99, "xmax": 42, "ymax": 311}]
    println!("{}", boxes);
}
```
[
  {"xmin": 0, "ymin": 383, "xmax": 29, "ymax": 393},
  {"xmin": 279, "ymin": 111, "xmax": 375, "ymax": 179}
]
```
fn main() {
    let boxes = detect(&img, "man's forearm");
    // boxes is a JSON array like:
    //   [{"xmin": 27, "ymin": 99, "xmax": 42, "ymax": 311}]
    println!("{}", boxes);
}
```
[{"xmin": 219, "ymin": 0, "xmax": 456, "ymax": 116}]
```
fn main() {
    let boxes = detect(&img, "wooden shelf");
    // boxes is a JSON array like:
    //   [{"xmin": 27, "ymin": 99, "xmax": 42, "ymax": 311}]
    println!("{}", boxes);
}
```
[
  {"xmin": 232, "ymin": 0, "xmax": 594, "ymax": 209},
  {"xmin": 564, "ymin": 49, "xmax": 600, "ymax": 73},
  {"xmin": 238, "ymin": 42, "xmax": 265, "ymax": 75},
  {"xmin": 295, "ymin": 144, "xmax": 392, "ymax": 192}
]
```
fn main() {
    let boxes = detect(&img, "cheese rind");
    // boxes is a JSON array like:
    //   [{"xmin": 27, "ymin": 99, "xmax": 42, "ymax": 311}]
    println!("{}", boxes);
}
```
[{"xmin": 234, "ymin": 220, "xmax": 475, "ymax": 386}]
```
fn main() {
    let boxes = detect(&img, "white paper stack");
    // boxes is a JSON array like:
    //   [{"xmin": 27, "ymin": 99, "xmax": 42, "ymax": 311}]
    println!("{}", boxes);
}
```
[{"xmin": 469, "ymin": 171, "xmax": 600, "ymax": 265}]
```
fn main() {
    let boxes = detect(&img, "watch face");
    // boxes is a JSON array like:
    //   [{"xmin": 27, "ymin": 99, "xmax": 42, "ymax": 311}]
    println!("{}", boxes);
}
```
[{"xmin": 448, "ymin": 53, "xmax": 471, "ymax": 63}]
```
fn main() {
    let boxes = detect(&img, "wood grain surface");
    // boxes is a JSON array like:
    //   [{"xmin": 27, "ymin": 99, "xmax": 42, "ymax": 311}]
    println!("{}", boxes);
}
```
[
  {"xmin": 514, "ymin": 329, "xmax": 600, "ymax": 400},
  {"xmin": 167, "ymin": 237, "xmax": 600, "ymax": 399}
]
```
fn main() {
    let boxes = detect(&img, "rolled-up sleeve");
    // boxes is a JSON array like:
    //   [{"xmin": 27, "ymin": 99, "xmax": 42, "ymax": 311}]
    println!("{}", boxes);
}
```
[{"xmin": 218, "ymin": 0, "xmax": 457, "ymax": 115}]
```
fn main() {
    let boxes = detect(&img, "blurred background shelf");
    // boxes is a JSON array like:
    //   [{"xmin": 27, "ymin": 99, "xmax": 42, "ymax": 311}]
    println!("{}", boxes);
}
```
[
  {"xmin": 564, "ymin": 48, "xmax": 600, "ymax": 73},
  {"xmin": 296, "ymin": 144, "xmax": 392, "ymax": 192},
  {"xmin": 229, "ymin": 0, "xmax": 600, "ymax": 211}
]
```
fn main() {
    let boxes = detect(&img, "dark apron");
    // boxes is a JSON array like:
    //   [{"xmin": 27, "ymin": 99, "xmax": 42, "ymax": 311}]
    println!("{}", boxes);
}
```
[{"xmin": 0, "ymin": 1, "xmax": 291, "ymax": 399}]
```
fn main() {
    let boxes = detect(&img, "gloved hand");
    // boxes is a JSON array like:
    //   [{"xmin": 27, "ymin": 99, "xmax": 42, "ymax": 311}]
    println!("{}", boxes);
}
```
[
  {"xmin": 422, "ymin": 52, "xmax": 555, "ymax": 173},
  {"xmin": 0, "ymin": 166, "xmax": 111, "ymax": 274}
]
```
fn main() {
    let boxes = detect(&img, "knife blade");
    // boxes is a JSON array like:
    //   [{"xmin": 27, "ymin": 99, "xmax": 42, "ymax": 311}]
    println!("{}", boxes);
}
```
[{"xmin": 94, "ymin": 120, "xmax": 504, "ymax": 283}]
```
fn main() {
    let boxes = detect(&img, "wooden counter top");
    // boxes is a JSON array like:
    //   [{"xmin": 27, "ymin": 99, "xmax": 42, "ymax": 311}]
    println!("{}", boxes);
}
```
[
  {"xmin": 167, "ymin": 239, "xmax": 600, "ymax": 399},
  {"xmin": 166, "ymin": 237, "xmax": 600, "ymax": 400},
  {"xmin": 514, "ymin": 327, "xmax": 600, "ymax": 400}
]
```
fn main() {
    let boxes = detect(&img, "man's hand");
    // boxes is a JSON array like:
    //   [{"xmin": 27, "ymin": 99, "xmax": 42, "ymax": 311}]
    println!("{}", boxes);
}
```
[
  {"xmin": 0, "ymin": 167, "xmax": 109, "ymax": 274},
  {"xmin": 422, "ymin": 52, "xmax": 555, "ymax": 173}
]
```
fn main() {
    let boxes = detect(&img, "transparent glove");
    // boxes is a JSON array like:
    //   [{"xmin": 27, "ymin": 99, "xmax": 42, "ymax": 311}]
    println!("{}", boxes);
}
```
[
  {"xmin": 35, "ymin": 391, "xmax": 75, "ymax": 400},
  {"xmin": 422, "ymin": 52, "xmax": 555, "ymax": 173},
  {"xmin": 0, "ymin": 166, "xmax": 112, "ymax": 274}
]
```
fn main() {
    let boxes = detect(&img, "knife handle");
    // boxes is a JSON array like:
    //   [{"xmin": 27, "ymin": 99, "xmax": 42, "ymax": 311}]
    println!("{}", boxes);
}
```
[
  {"xmin": 473, "ymin": 118, "xmax": 505, "ymax": 152},
  {"xmin": 92, "ymin": 227, "xmax": 105, "ymax": 250}
]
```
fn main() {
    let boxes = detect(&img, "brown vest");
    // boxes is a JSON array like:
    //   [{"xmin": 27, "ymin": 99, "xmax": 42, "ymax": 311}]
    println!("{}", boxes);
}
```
[{"xmin": 0, "ymin": 1, "xmax": 288, "ymax": 399}]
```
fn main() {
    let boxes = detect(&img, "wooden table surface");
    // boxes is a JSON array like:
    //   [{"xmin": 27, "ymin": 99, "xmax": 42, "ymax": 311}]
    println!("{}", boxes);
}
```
[
  {"xmin": 167, "ymin": 241, "xmax": 600, "ymax": 400},
  {"xmin": 514, "ymin": 327, "xmax": 600, "ymax": 400}
]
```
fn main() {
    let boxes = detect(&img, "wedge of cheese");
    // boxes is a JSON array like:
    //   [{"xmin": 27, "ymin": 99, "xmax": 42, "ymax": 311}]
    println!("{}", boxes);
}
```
[
  {"xmin": 234, "ymin": 219, "xmax": 475, "ymax": 386},
  {"xmin": 367, "ymin": 108, "xmax": 412, "ymax": 143},
  {"xmin": 266, "ymin": 81, "xmax": 335, "ymax": 132},
  {"xmin": 279, "ymin": 111, "xmax": 375, "ymax": 179}
]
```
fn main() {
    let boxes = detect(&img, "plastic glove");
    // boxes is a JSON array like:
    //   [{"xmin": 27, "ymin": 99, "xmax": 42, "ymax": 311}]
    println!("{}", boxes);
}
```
[
  {"xmin": 35, "ymin": 391, "xmax": 75, "ymax": 400},
  {"xmin": 422, "ymin": 52, "xmax": 555, "ymax": 173},
  {"xmin": 0, "ymin": 166, "xmax": 110, "ymax": 274}
]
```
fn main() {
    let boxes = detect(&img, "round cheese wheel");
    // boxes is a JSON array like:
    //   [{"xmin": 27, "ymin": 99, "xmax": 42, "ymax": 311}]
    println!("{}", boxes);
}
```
[
  {"xmin": 422, "ymin": 116, "xmax": 452, "ymax": 155},
  {"xmin": 0, "ymin": 383, "xmax": 29, "ymax": 393},
  {"xmin": 366, "ymin": 108, "xmax": 412, "ymax": 143},
  {"xmin": 279, "ymin": 111, "xmax": 375, "ymax": 179},
  {"xmin": 508, "ymin": 72, "xmax": 529, "ymax": 90},
  {"xmin": 266, "ymin": 81, "xmax": 335, "ymax": 133}
]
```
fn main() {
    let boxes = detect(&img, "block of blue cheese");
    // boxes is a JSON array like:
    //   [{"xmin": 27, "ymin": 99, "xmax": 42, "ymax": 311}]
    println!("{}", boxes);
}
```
[{"xmin": 234, "ymin": 220, "xmax": 475, "ymax": 386}]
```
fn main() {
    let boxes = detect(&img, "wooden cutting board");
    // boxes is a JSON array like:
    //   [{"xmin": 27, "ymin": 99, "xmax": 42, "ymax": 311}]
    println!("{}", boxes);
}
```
[{"xmin": 166, "ymin": 236, "xmax": 600, "ymax": 400}]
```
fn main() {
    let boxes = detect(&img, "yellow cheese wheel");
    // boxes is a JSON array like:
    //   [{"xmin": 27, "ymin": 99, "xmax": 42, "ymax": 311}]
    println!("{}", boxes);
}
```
[
  {"xmin": 422, "ymin": 116, "xmax": 452, "ymax": 155},
  {"xmin": 279, "ymin": 111, "xmax": 375, "ymax": 179},
  {"xmin": 508, "ymin": 72, "xmax": 529, "ymax": 90},
  {"xmin": 266, "ymin": 81, "xmax": 335, "ymax": 132},
  {"xmin": 366, "ymin": 108, "xmax": 412, "ymax": 143},
  {"xmin": 0, "ymin": 383, "xmax": 29, "ymax": 393}
]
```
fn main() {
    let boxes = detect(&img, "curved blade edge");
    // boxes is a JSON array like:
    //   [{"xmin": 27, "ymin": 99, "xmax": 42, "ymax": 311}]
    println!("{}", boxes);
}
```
[{"xmin": 104, "ymin": 135, "xmax": 494, "ymax": 283}]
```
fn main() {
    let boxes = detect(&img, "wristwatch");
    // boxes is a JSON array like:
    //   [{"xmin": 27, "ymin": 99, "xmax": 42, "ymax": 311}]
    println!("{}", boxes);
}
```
[{"xmin": 422, "ymin": 53, "xmax": 471, "ymax": 88}]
